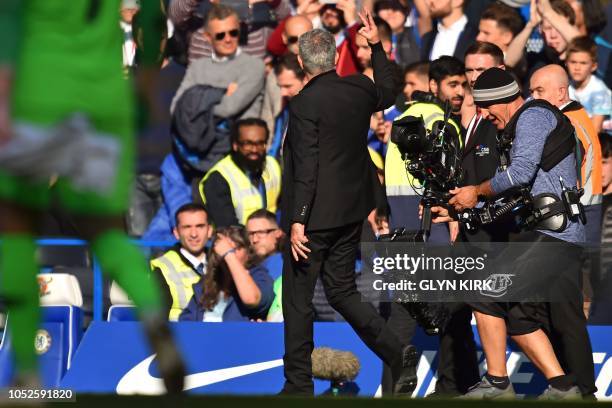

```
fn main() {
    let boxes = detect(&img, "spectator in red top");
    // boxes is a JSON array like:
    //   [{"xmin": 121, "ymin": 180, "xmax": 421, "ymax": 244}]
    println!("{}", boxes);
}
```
[{"xmin": 267, "ymin": 0, "xmax": 360, "ymax": 75}]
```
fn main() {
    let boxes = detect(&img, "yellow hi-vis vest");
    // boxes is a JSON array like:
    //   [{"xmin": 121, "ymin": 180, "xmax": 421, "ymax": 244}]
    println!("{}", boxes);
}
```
[
  {"xmin": 385, "ymin": 102, "xmax": 462, "ymax": 197},
  {"xmin": 150, "ymin": 250, "xmax": 201, "ymax": 321},
  {"xmin": 199, "ymin": 155, "xmax": 282, "ymax": 225}
]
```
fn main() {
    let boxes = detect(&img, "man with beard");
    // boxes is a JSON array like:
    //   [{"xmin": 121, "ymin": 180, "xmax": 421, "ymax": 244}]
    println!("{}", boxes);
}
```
[
  {"xmin": 386, "ymin": 55, "xmax": 467, "ymax": 241},
  {"xmin": 319, "ymin": 1, "xmax": 362, "ymax": 76},
  {"xmin": 429, "ymin": 56, "xmax": 468, "ymax": 118},
  {"xmin": 381, "ymin": 55, "xmax": 478, "ymax": 397},
  {"xmin": 421, "ymin": 0, "xmax": 478, "ymax": 62},
  {"xmin": 142, "ymin": 5, "xmax": 266, "ymax": 241},
  {"xmin": 199, "ymin": 118, "xmax": 281, "ymax": 227}
]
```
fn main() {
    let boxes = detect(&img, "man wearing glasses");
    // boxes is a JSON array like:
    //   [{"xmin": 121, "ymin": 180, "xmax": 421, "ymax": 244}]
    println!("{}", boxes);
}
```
[
  {"xmin": 170, "ymin": 4, "xmax": 265, "ymax": 120},
  {"xmin": 247, "ymin": 209, "xmax": 284, "ymax": 279},
  {"xmin": 247, "ymin": 209, "xmax": 285, "ymax": 322},
  {"xmin": 199, "ymin": 118, "xmax": 281, "ymax": 228}
]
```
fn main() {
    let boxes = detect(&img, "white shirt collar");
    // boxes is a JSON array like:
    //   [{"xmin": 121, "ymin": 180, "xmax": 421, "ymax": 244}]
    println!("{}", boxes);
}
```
[
  {"xmin": 120, "ymin": 21, "xmax": 132, "ymax": 33},
  {"xmin": 211, "ymin": 47, "xmax": 242, "ymax": 63},
  {"xmin": 180, "ymin": 248, "xmax": 207, "ymax": 273},
  {"xmin": 437, "ymin": 14, "xmax": 468, "ymax": 34}
]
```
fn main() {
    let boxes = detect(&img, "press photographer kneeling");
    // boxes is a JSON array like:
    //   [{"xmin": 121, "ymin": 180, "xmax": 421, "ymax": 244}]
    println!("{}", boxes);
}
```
[{"xmin": 435, "ymin": 68, "xmax": 593, "ymax": 399}]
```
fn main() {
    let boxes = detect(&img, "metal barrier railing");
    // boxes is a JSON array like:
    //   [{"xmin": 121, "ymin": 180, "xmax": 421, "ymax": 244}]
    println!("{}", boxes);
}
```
[{"xmin": 36, "ymin": 238, "xmax": 176, "ymax": 321}]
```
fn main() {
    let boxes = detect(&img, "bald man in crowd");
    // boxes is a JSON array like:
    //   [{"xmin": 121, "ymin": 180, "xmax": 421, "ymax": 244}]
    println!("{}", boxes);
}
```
[
  {"xmin": 530, "ymin": 65, "xmax": 603, "ymax": 237},
  {"xmin": 261, "ymin": 16, "xmax": 313, "ymax": 137},
  {"xmin": 529, "ymin": 64, "xmax": 600, "ymax": 398},
  {"xmin": 283, "ymin": 15, "xmax": 314, "ymax": 55}
]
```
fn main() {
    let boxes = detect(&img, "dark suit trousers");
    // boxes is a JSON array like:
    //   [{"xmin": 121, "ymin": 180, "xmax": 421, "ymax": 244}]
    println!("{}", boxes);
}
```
[
  {"xmin": 380, "ymin": 302, "xmax": 479, "ymax": 396},
  {"xmin": 547, "ymin": 300, "xmax": 596, "ymax": 397},
  {"xmin": 282, "ymin": 221, "xmax": 403, "ymax": 394},
  {"xmin": 541, "ymin": 244, "xmax": 596, "ymax": 397}
]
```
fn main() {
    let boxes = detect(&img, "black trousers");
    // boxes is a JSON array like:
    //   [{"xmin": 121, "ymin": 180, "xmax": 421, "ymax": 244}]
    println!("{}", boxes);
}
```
[
  {"xmin": 541, "ymin": 237, "xmax": 596, "ymax": 397},
  {"xmin": 281, "ymin": 222, "xmax": 403, "ymax": 395},
  {"xmin": 380, "ymin": 303, "xmax": 479, "ymax": 396}
]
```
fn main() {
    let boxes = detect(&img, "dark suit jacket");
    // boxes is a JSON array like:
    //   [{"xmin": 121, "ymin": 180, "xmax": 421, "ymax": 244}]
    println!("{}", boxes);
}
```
[
  {"xmin": 281, "ymin": 42, "xmax": 396, "ymax": 232},
  {"xmin": 461, "ymin": 116, "xmax": 500, "ymax": 186},
  {"xmin": 396, "ymin": 28, "xmax": 420, "ymax": 68},
  {"xmin": 460, "ymin": 116, "xmax": 513, "ymax": 242},
  {"xmin": 420, "ymin": 20, "xmax": 478, "ymax": 62}
]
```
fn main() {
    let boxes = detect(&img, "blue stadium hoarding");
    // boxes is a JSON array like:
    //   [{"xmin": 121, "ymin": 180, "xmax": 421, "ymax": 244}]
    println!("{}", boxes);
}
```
[{"xmin": 57, "ymin": 322, "xmax": 612, "ymax": 399}]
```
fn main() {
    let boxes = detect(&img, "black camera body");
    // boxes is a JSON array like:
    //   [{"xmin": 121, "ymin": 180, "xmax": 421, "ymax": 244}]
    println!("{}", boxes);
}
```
[{"xmin": 390, "ymin": 100, "xmax": 463, "ymax": 202}]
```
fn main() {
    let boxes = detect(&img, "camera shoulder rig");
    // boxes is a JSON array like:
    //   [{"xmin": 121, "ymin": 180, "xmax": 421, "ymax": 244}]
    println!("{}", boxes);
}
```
[
  {"xmin": 498, "ymin": 99, "xmax": 579, "ymax": 172},
  {"xmin": 459, "ymin": 178, "xmax": 586, "ymax": 232}
]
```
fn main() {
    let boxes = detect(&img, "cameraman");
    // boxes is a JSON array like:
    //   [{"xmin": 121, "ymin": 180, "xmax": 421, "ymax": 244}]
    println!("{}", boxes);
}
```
[
  {"xmin": 448, "ymin": 68, "xmax": 586, "ymax": 399},
  {"xmin": 381, "ymin": 56, "xmax": 480, "ymax": 397}
]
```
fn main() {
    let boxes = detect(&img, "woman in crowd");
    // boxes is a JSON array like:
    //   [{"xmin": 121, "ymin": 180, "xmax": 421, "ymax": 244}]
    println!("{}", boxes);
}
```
[{"xmin": 180, "ymin": 226, "xmax": 274, "ymax": 321}]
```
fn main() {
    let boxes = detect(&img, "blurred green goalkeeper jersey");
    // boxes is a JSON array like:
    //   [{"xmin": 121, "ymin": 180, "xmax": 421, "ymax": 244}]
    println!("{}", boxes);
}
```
[
  {"xmin": 0, "ymin": 0, "xmax": 163, "ymax": 213},
  {"xmin": 2, "ymin": 0, "xmax": 162, "ymax": 127},
  {"xmin": 8, "ymin": 0, "xmax": 133, "ymax": 128}
]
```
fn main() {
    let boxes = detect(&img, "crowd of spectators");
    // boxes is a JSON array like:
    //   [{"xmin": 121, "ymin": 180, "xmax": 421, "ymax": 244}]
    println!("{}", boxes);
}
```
[{"xmin": 48, "ymin": 0, "xmax": 612, "ymax": 323}]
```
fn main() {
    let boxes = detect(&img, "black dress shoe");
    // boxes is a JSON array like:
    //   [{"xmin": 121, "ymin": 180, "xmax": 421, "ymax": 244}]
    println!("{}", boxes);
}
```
[{"xmin": 392, "ymin": 344, "xmax": 419, "ymax": 396}]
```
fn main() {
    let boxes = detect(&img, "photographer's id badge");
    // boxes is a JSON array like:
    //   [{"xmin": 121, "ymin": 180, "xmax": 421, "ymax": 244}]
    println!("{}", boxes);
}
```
[{"xmin": 475, "ymin": 144, "xmax": 490, "ymax": 157}]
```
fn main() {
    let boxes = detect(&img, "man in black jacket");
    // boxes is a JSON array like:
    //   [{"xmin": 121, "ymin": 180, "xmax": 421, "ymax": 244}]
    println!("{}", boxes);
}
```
[
  {"xmin": 460, "ymin": 41, "xmax": 511, "ymax": 243},
  {"xmin": 374, "ymin": 0, "xmax": 420, "ymax": 68},
  {"xmin": 280, "ymin": 12, "xmax": 416, "ymax": 396},
  {"xmin": 420, "ymin": 0, "xmax": 478, "ymax": 62}
]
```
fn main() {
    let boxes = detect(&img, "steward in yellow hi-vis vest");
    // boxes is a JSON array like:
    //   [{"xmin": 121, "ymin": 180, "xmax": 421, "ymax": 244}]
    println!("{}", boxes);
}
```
[
  {"xmin": 199, "ymin": 155, "xmax": 281, "ymax": 226},
  {"xmin": 151, "ymin": 249, "xmax": 203, "ymax": 321},
  {"xmin": 384, "ymin": 100, "xmax": 461, "ymax": 240}
]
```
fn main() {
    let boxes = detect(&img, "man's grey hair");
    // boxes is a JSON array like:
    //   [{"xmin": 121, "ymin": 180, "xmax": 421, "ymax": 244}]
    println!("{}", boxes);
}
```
[
  {"xmin": 298, "ymin": 29, "xmax": 336, "ymax": 75},
  {"xmin": 205, "ymin": 4, "xmax": 239, "ymax": 30}
]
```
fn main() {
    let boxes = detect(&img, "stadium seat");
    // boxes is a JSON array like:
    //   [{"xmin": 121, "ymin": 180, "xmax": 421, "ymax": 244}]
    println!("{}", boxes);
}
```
[
  {"xmin": 38, "ymin": 273, "xmax": 83, "ymax": 307},
  {"xmin": 0, "ymin": 273, "xmax": 84, "ymax": 387},
  {"xmin": 0, "ymin": 321, "xmax": 15, "ymax": 387},
  {"xmin": 38, "ymin": 273, "xmax": 84, "ymax": 386},
  {"xmin": 107, "ymin": 282, "xmax": 138, "ymax": 322},
  {"xmin": 37, "ymin": 243, "xmax": 104, "ymax": 327}
]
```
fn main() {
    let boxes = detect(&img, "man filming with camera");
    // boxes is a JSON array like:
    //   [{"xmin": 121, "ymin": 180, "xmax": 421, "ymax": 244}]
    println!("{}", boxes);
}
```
[
  {"xmin": 381, "ymin": 56, "xmax": 481, "ymax": 397},
  {"xmin": 444, "ymin": 67, "xmax": 588, "ymax": 399}
]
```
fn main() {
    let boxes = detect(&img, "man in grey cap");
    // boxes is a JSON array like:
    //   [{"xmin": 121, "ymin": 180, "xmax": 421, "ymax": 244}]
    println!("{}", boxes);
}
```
[{"xmin": 446, "ymin": 67, "xmax": 586, "ymax": 399}]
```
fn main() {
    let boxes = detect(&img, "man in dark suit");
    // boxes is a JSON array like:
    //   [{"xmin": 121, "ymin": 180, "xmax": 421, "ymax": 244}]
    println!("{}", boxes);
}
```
[
  {"xmin": 460, "ymin": 41, "xmax": 511, "ymax": 243},
  {"xmin": 420, "ymin": 0, "xmax": 478, "ymax": 62},
  {"xmin": 280, "ymin": 11, "xmax": 417, "ymax": 396}
]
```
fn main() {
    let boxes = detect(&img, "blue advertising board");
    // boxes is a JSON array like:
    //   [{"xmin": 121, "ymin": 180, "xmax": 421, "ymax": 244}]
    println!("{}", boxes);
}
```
[{"xmin": 58, "ymin": 322, "xmax": 612, "ymax": 399}]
